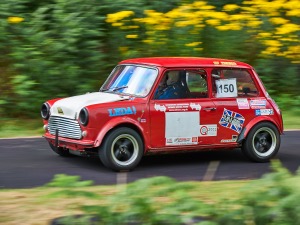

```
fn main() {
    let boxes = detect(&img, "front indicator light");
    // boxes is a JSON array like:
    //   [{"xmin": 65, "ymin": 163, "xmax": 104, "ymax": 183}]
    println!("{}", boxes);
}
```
[
  {"xmin": 43, "ymin": 125, "xmax": 48, "ymax": 131},
  {"xmin": 82, "ymin": 131, "xmax": 87, "ymax": 137}
]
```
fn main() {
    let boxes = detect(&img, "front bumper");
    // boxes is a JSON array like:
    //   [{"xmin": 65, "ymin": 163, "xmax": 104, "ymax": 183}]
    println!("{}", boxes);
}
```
[{"xmin": 43, "ymin": 133, "xmax": 95, "ymax": 150}]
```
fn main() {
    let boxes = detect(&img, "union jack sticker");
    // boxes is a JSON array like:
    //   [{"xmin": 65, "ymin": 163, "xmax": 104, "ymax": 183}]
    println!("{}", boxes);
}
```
[{"xmin": 219, "ymin": 108, "xmax": 245, "ymax": 133}]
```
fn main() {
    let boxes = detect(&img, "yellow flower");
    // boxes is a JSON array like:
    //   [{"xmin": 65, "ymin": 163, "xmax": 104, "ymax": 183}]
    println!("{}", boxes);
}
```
[
  {"xmin": 217, "ymin": 23, "xmax": 241, "ymax": 31},
  {"xmin": 262, "ymin": 46, "xmax": 280, "ymax": 55},
  {"xmin": 269, "ymin": 17, "xmax": 289, "ymax": 25},
  {"xmin": 128, "ymin": 25, "xmax": 139, "ymax": 29},
  {"xmin": 276, "ymin": 23, "xmax": 300, "ymax": 35},
  {"xmin": 142, "ymin": 39, "xmax": 154, "ymax": 44},
  {"xmin": 106, "ymin": 11, "xmax": 134, "ymax": 23},
  {"xmin": 112, "ymin": 22, "xmax": 123, "ymax": 27},
  {"xmin": 247, "ymin": 20, "xmax": 262, "ymax": 28},
  {"xmin": 258, "ymin": 32, "xmax": 272, "ymax": 38},
  {"xmin": 223, "ymin": 4, "xmax": 239, "ymax": 11},
  {"xmin": 166, "ymin": 8, "xmax": 182, "ymax": 19},
  {"xmin": 126, "ymin": 34, "xmax": 138, "ymax": 39},
  {"xmin": 185, "ymin": 42, "xmax": 201, "ymax": 47},
  {"xmin": 7, "ymin": 17, "xmax": 24, "ymax": 24},
  {"xmin": 194, "ymin": 47, "xmax": 203, "ymax": 51},
  {"xmin": 206, "ymin": 19, "xmax": 220, "ymax": 26},
  {"xmin": 286, "ymin": 9, "xmax": 300, "ymax": 17},
  {"xmin": 210, "ymin": 12, "xmax": 228, "ymax": 20},
  {"xmin": 264, "ymin": 40, "xmax": 282, "ymax": 47}
]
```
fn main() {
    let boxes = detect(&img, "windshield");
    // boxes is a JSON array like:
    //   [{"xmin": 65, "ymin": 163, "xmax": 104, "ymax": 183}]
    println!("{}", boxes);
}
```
[{"xmin": 101, "ymin": 65, "xmax": 158, "ymax": 97}]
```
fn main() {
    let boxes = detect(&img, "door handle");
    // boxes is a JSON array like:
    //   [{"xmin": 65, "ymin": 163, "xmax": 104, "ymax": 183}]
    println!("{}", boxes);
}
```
[{"xmin": 203, "ymin": 107, "xmax": 216, "ymax": 111}]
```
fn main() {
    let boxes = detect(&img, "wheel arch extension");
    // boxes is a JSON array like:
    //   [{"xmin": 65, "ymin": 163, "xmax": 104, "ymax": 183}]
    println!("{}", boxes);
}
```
[{"xmin": 237, "ymin": 117, "xmax": 281, "ymax": 144}]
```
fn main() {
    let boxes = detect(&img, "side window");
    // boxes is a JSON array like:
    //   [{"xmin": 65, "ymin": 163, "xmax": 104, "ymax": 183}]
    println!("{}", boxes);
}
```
[
  {"xmin": 186, "ymin": 70, "xmax": 208, "ymax": 98},
  {"xmin": 154, "ymin": 69, "xmax": 208, "ymax": 100},
  {"xmin": 212, "ymin": 69, "xmax": 258, "ymax": 98}
]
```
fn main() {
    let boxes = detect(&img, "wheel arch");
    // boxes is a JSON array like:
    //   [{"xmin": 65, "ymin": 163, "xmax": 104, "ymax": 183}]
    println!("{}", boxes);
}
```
[
  {"xmin": 94, "ymin": 117, "xmax": 146, "ymax": 151},
  {"xmin": 237, "ymin": 116, "xmax": 281, "ymax": 144}
]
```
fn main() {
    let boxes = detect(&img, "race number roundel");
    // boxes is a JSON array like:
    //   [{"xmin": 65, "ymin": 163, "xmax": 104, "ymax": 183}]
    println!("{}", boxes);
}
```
[{"xmin": 215, "ymin": 78, "xmax": 237, "ymax": 98}]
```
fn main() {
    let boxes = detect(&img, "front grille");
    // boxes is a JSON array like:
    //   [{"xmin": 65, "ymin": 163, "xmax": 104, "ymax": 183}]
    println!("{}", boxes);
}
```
[{"xmin": 48, "ymin": 116, "xmax": 82, "ymax": 140}]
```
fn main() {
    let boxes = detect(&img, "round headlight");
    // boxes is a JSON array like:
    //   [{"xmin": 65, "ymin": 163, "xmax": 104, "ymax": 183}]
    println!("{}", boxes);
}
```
[
  {"xmin": 79, "ymin": 108, "xmax": 89, "ymax": 126},
  {"xmin": 41, "ymin": 103, "xmax": 50, "ymax": 120}
]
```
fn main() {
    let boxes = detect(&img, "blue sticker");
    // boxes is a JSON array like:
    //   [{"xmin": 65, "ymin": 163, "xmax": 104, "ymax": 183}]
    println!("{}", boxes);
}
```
[
  {"xmin": 255, "ymin": 109, "xmax": 274, "ymax": 116},
  {"xmin": 108, "ymin": 106, "xmax": 136, "ymax": 117},
  {"xmin": 219, "ymin": 108, "xmax": 245, "ymax": 133}
]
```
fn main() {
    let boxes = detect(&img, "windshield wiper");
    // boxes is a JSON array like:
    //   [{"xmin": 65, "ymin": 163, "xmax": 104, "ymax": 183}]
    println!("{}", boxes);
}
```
[{"xmin": 101, "ymin": 86, "xmax": 128, "ymax": 92}]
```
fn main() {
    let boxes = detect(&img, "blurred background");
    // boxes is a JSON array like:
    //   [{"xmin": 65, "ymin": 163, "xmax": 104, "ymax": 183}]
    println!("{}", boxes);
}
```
[{"xmin": 0, "ymin": 0, "xmax": 299, "ymax": 131}]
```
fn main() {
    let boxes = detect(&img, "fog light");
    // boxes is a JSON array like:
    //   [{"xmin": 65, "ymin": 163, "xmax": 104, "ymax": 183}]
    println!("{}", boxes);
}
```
[
  {"xmin": 82, "ymin": 131, "xmax": 87, "ymax": 137},
  {"xmin": 43, "ymin": 125, "xmax": 48, "ymax": 131}
]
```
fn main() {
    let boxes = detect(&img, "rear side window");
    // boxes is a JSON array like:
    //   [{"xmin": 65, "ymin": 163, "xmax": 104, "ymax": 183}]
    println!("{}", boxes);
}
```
[{"xmin": 211, "ymin": 69, "xmax": 258, "ymax": 98}]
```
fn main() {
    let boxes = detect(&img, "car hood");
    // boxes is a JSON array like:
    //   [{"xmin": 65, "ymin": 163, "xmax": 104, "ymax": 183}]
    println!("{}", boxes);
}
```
[{"xmin": 50, "ymin": 92, "xmax": 130, "ymax": 119}]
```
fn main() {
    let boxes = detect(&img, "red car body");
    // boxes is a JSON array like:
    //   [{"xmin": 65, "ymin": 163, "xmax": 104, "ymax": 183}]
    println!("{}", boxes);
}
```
[{"xmin": 41, "ymin": 57, "xmax": 283, "ymax": 171}]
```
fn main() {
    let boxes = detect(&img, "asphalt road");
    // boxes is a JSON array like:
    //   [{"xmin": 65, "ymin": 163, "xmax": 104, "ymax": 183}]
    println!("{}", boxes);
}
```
[{"xmin": 0, "ymin": 131, "xmax": 299, "ymax": 188}]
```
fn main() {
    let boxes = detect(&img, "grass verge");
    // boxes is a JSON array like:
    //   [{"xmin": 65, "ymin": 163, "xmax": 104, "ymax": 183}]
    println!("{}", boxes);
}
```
[
  {"xmin": 0, "ymin": 180, "xmax": 248, "ymax": 225},
  {"xmin": 0, "ymin": 118, "xmax": 43, "ymax": 138},
  {"xmin": 282, "ymin": 110, "xmax": 300, "ymax": 130},
  {"xmin": 1, "ymin": 161, "xmax": 299, "ymax": 225}
]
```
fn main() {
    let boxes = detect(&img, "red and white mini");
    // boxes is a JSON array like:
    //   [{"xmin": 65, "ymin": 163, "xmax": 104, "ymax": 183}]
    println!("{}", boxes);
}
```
[{"xmin": 41, "ymin": 57, "xmax": 283, "ymax": 171}]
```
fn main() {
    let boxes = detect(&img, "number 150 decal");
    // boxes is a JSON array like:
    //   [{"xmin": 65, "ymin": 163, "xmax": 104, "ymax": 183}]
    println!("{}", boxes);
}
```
[{"xmin": 215, "ymin": 78, "xmax": 237, "ymax": 98}]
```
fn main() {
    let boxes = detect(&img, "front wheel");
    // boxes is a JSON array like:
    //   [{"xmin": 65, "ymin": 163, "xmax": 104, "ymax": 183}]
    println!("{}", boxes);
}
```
[
  {"xmin": 242, "ymin": 122, "xmax": 280, "ymax": 162},
  {"xmin": 99, "ymin": 127, "xmax": 143, "ymax": 171}
]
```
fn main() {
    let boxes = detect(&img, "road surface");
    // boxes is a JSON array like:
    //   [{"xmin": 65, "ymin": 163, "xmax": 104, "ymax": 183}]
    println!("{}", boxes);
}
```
[{"xmin": 0, "ymin": 131, "xmax": 299, "ymax": 188}]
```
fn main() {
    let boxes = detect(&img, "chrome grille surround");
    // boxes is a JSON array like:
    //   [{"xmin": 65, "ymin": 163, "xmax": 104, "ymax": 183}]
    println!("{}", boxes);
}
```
[{"xmin": 48, "ymin": 116, "xmax": 82, "ymax": 140}]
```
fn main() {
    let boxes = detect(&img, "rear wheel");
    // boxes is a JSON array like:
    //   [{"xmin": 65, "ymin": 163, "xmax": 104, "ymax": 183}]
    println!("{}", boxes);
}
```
[
  {"xmin": 49, "ymin": 143, "xmax": 70, "ymax": 157},
  {"xmin": 242, "ymin": 122, "xmax": 280, "ymax": 162},
  {"xmin": 99, "ymin": 127, "xmax": 143, "ymax": 171}
]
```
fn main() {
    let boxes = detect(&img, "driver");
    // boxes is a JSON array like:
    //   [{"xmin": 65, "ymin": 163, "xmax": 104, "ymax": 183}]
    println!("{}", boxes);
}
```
[{"xmin": 154, "ymin": 71, "xmax": 187, "ymax": 99}]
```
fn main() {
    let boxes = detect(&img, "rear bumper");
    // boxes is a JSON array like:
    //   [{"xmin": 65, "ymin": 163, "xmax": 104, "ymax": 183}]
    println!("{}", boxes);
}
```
[{"xmin": 43, "ymin": 133, "xmax": 95, "ymax": 150}]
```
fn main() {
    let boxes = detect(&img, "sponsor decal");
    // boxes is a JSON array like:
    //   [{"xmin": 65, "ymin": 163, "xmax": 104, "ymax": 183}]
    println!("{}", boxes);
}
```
[
  {"xmin": 108, "ymin": 106, "xmax": 136, "ymax": 117},
  {"xmin": 255, "ymin": 109, "xmax": 274, "ymax": 116},
  {"xmin": 154, "ymin": 104, "xmax": 167, "ymax": 112},
  {"xmin": 166, "ymin": 137, "xmax": 198, "ymax": 146},
  {"xmin": 137, "ymin": 117, "xmax": 147, "ymax": 123},
  {"xmin": 165, "ymin": 111, "xmax": 200, "ymax": 139},
  {"xmin": 213, "ymin": 61, "xmax": 237, "ymax": 66},
  {"xmin": 219, "ymin": 108, "xmax": 245, "ymax": 133},
  {"xmin": 166, "ymin": 103, "xmax": 189, "ymax": 112},
  {"xmin": 221, "ymin": 135, "xmax": 238, "ymax": 143},
  {"xmin": 199, "ymin": 124, "xmax": 217, "ymax": 136},
  {"xmin": 155, "ymin": 103, "xmax": 200, "ymax": 112},
  {"xmin": 236, "ymin": 98, "xmax": 250, "ymax": 109},
  {"xmin": 250, "ymin": 99, "xmax": 266, "ymax": 109},
  {"xmin": 190, "ymin": 103, "xmax": 201, "ymax": 111}
]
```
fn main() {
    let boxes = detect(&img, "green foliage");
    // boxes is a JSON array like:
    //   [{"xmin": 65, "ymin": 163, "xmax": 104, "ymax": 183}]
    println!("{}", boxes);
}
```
[
  {"xmin": 0, "ymin": 0, "xmax": 299, "ymax": 118},
  {"xmin": 43, "ymin": 161, "xmax": 299, "ymax": 225},
  {"xmin": 46, "ymin": 174, "xmax": 94, "ymax": 187},
  {"xmin": 0, "ymin": 0, "xmax": 106, "ymax": 117},
  {"xmin": 211, "ymin": 160, "xmax": 300, "ymax": 225}
]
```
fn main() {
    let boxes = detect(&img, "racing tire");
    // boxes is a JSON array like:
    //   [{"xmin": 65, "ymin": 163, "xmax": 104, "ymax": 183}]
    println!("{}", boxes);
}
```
[
  {"xmin": 99, "ymin": 127, "xmax": 143, "ymax": 171},
  {"xmin": 242, "ymin": 122, "xmax": 280, "ymax": 162},
  {"xmin": 49, "ymin": 143, "xmax": 70, "ymax": 157}
]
